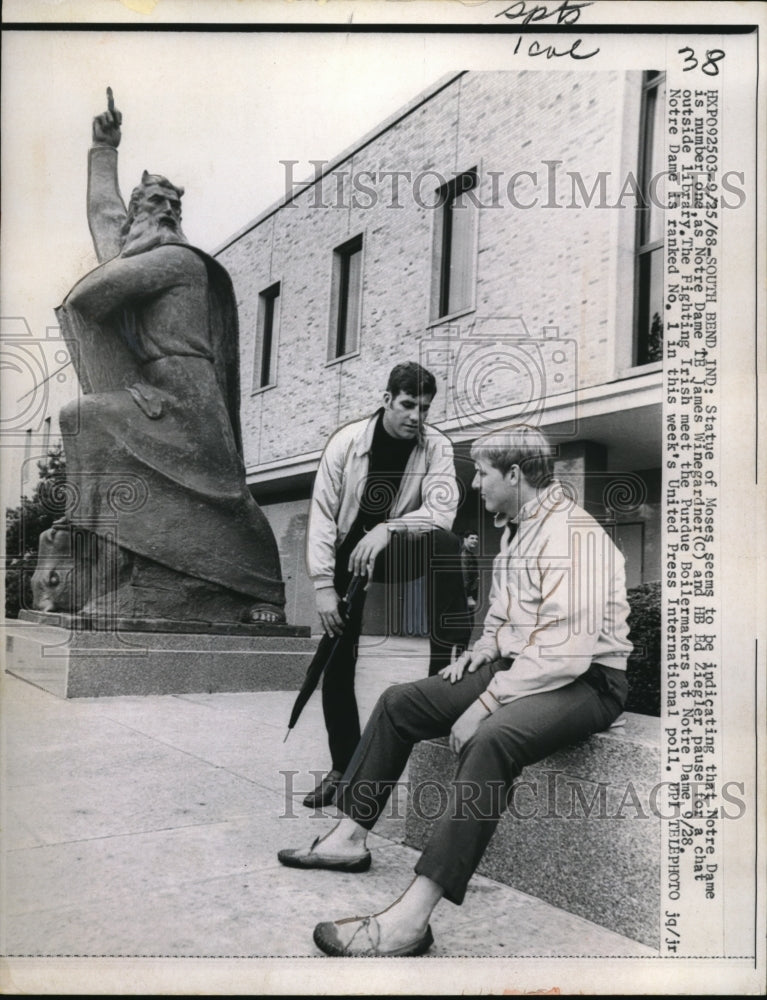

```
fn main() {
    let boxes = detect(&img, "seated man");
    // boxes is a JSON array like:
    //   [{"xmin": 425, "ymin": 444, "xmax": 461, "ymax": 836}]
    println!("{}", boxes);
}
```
[{"xmin": 278, "ymin": 425, "xmax": 632, "ymax": 956}]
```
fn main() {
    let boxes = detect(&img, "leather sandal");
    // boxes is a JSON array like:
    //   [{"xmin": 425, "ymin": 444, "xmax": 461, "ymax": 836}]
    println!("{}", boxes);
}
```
[
  {"xmin": 277, "ymin": 836, "xmax": 371, "ymax": 873},
  {"xmin": 313, "ymin": 914, "xmax": 434, "ymax": 957}
]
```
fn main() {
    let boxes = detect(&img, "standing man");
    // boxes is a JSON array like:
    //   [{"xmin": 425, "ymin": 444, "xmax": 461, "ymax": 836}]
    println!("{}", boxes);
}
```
[
  {"xmin": 279, "ymin": 425, "xmax": 632, "ymax": 956},
  {"xmin": 302, "ymin": 362, "xmax": 470, "ymax": 807},
  {"xmin": 460, "ymin": 530, "xmax": 480, "ymax": 627}
]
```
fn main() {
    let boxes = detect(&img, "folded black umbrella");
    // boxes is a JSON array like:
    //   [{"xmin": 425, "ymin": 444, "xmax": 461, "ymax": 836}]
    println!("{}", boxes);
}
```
[{"xmin": 284, "ymin": 573, "xmax": 367, "ymax": 740}]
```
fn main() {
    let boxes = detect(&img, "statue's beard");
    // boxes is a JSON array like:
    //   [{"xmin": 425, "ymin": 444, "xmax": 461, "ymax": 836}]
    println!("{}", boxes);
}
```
[{"xmin": 121, "ymin": 215, "xmax": 188, "ymax": 257}]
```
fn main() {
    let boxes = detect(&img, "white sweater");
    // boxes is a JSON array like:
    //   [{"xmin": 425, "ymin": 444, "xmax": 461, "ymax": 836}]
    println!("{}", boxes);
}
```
[
  {"xmin": 473, "ymin": 483, "xmax": 633, "ymax": 708},
  {"xmin": 305, "ymin": 410, "xmax": 458, "ymax": 591}
]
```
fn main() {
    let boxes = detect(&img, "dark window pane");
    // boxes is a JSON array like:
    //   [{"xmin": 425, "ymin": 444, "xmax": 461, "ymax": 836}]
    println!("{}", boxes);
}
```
[
  {"xmin": 260, "ymin": 294, "xmax": 275, "ymax": 386},
  {"xmin": 642, "ymin": 79, "xmax": 666, "ymax": 246},
  {"xmin": 634, "ymin": 74, "xmax": 665, "ymax": 365},
  {"xmin": 434, "ymin": 169, "xmax": 477, "ymax": 319},
  {"xmin": 255, "ymin": 283, "xmax": 279, "ymax": 389},
  {"xmin": 636, "ymin": 248, "xmax": 663, "ymax": 364},
  {"xmin": 330, "ymin": 235, "xmax": 363, "ymax": 360}
]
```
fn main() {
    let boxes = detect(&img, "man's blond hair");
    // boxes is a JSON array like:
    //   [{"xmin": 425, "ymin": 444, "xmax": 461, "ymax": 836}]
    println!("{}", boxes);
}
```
[{"xmin": 470, "ymin": 425, "xmax": 554, "ymax": 488}]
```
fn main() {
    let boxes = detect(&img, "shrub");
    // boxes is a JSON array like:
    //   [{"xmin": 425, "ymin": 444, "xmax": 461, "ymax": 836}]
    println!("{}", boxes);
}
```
[
  {"xmin": 625, "ymin": 580, "xmax": 661, "ymax": 716},
  {"xmin": 5, "ymin": 444, "xmax": 67, "ymax": 618}
]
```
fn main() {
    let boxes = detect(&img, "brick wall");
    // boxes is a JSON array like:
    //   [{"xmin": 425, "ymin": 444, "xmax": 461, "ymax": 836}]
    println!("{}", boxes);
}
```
[
  {"xmin": 221, "ymin": 70, "xmax": 660, "ymax": 622},
  {"xmin": 218, "ymin": 70, "xmax": 633, "ymax": 473}
]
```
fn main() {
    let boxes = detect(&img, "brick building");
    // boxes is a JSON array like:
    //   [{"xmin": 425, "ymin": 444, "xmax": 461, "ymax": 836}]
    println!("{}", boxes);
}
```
[{"xmin": 216, "ymin": 70, "xmax": 664, "ymax": 630}]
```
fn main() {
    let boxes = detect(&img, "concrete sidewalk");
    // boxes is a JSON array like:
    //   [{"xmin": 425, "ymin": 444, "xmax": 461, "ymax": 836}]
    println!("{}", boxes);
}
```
[{"xmin": 2, "ymin": 634, "xmax": 654, "ymax": 960}]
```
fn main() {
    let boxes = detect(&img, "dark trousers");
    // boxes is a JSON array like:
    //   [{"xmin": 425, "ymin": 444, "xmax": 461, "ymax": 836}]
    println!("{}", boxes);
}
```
[
  {"xmin": 322, "ymin": 528, "xmax": 470, "ymax": 773},
  {"xmin": 335, "ymin": 658, "xmax": 628, "ymax": 904}
]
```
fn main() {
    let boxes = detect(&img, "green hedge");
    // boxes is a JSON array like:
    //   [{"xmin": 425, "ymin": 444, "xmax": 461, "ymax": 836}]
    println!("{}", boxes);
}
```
[{"xmin": 625, "ymin": 581, "xmax": 661, "ymax": 716}]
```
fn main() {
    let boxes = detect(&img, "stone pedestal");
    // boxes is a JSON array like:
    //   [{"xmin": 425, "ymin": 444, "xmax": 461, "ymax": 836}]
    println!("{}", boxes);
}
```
[
  {"xmin": 404, "ymin": 713, "xmax": 661, "ymax": 949},
  {"xmin": 5, "ymin": 611, "xmax": 314, "ymax": 698}
]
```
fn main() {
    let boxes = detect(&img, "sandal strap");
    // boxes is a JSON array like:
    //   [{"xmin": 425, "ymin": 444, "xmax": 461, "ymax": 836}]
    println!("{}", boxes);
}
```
[{"xmin": 344, "ymin": 915, "xmax": 380, "ymax": 956}]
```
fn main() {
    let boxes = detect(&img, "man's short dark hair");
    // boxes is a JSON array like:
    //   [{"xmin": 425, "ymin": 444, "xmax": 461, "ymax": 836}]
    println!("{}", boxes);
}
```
[
  {"xmin": 386, "ymin": 362, "xmax": 437, "ymax": 400},
  {"xmin": 471, "ymin": 425, "xmax": 555, "ymax": 489}
]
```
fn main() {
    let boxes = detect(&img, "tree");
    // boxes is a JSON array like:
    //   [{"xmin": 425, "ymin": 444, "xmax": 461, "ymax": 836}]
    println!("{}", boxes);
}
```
[
  {"xmin": 647, "ymin": 311, "xmax": 663, "ymax": 364},
  {"xmin": 5, "ymin": 444, "xmax": 67, "ymax": 618}
]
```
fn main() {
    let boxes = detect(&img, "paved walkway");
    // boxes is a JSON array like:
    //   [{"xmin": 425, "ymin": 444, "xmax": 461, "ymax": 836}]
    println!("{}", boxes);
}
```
[{"xmin": 2, "ymin": 634, "xmax": 654, "ymax": 962}]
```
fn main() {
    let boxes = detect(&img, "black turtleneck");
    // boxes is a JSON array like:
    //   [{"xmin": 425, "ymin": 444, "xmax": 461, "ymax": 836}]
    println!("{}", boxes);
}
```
[{"xmin": 357, "ymin": 411, "xmax": 417, "ymax": 531}]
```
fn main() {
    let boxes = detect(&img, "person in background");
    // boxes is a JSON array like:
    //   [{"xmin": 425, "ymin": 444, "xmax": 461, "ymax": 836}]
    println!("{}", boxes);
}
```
[{"xmin": 460, "ymin": 530, "xmax": 480, "ymax": 629}]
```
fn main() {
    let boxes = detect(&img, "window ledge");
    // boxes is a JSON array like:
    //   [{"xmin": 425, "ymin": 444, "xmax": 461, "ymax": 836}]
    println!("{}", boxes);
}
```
[
  {"xmin": 325, "ymin": 350, "xmax": 361, "ymax": 368},
  {"xmin": 427, "ymin": 304, "xmax": 476, "ymax": 329},
  {"xmin": 617, "ymin": 360, "xmax": 663, "ymax": 380},
  {"xmin": 251, "ymin": 382, "xmax": 277, "ymax": 396}
]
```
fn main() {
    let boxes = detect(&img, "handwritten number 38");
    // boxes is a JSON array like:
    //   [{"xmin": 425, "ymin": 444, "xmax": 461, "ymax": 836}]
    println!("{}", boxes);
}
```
[{"xmin": 678, "ymin": 47, "xmax": 725, "ymax": 76}]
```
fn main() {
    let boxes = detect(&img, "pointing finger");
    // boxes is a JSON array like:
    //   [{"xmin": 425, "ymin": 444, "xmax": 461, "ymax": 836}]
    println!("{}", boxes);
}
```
[{"xmin": 106, "ymin": 86, "xmax": 120, "ymax": 127}]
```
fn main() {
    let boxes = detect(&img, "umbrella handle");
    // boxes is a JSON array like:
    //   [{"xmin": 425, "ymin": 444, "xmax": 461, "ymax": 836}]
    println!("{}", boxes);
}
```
[
  {"xmin": 284, "ymin": 573, "xmax": 368, "ymax": 737},
  {"xmin": 341, "ymin": 573, "xmax": 367, "ymax": 613}
]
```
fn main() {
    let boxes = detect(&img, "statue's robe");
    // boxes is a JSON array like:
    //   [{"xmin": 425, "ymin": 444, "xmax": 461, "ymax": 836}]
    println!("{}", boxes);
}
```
[{"xmin": 56, "ymin": 146, "xmax": 285, "ymax": 611}]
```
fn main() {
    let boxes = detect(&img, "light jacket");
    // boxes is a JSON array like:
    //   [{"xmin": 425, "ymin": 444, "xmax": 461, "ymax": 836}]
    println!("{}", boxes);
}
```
[
  {"xmin": 473, "ymin": 483, "xmax": 633, "ymax": 707},
  {"xmin": 306, "ymin": 410, "xmax": 458, "ymax": 591}
]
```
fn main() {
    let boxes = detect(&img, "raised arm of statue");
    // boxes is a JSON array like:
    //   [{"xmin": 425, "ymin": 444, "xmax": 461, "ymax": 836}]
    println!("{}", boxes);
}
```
[{"xmin": 87, "ymin": 87, "xmax": 128, "ymax": 263}]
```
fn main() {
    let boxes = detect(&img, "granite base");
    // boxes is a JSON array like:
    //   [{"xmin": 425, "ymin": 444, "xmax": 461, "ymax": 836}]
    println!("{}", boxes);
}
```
[
  {"xmin": 404, "ymin": 713, "xmax": 661, "ymax": 950},
  {"xmin": 4, "ymin": 618, "xmax": 315, "ymax": 699},
  {"xmin": 17, "ymin": 608, "xmax": 310, "ymax": 637}
]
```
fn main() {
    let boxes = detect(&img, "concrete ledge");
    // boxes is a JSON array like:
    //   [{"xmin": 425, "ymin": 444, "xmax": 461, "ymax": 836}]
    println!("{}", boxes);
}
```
[
  {"xmin": 404, "ymin": 713, "xmax": 660, "ymax": 950},
  {"xmin": 4, "ymin": 619, "xmax": 315, "ymax": 698}
]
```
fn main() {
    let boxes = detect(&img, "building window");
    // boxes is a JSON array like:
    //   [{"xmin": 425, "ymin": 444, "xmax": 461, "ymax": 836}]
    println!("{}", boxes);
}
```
[
  {"xmin": 329, "ymin": 234, "xmax": 363, "ymax": 361},
  {"xmin": 634, "ymin": 71, "xmax": 665, "ymax": 365},
  {"xmin": 431, "ymin": 168, "xmax": 479, "ymax": 321},
  {"xmin": 254, "ymin": 281, "xmax": 280, "ymax": 390}
]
